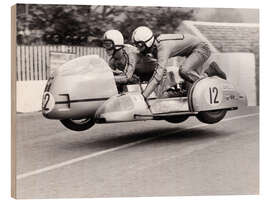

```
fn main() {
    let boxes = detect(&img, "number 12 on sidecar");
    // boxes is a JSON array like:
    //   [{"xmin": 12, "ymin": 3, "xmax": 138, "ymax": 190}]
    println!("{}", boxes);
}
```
[{"xmin": 42, "ymin": 55, "xmax": 247, "ymax": 131}]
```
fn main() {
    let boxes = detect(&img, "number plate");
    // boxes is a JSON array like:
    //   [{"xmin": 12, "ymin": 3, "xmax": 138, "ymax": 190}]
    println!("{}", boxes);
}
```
[{"xmin": 205, "ymin": 85, "xmax": 223, "ymax": 106}]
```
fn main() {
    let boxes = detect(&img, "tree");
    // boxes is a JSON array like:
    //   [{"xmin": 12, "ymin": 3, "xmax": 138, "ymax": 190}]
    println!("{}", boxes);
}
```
[
  {"xmin": 118, "ymin": 6, "xmax": 194, "ymax": 41},
  {"xmin": 16, "ymin": 4, "xmax": 194, "ymax": 45}
]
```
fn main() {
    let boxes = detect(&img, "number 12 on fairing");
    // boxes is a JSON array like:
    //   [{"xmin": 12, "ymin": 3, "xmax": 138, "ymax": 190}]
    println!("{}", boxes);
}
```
[{"xmin": 209, "ymin": 87, "xmax": 219, "ymax": 104}]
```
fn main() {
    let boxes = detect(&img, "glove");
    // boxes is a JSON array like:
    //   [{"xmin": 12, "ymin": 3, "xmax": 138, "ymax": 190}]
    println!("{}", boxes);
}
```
[{"xmin": 129, "ymin": 75, "xmax": 140, "ymax": 84}]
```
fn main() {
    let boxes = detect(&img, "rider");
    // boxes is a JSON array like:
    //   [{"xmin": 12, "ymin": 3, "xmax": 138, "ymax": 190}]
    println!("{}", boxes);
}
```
[{"xmin": 131, "ymin": 26, "xmax": 225, "ymax": 98}]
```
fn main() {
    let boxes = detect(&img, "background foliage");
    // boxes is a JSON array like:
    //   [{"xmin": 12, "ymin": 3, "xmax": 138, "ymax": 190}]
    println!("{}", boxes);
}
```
[{"xmin": 16, "ymin": 4, "xmax": 195, "ymax": 45}]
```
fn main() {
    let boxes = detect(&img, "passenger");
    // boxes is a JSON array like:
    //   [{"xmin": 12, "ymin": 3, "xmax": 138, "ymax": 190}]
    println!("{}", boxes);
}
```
[
  {"xmin": 103, "ymin": 29, "xmax": 140, "ymax": 85},
  {"xmin": 131, "ymin": 26, "xmax": 225, "ymax": 98}
]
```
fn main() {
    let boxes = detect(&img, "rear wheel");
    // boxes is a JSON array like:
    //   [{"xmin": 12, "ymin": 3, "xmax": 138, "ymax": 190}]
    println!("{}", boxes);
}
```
[
  {"xmin": 165, "ymin": 115, "xmax": 189, "ymax": 123},
  {"xmin": 60, "ymin": 117, "xmax": 95, "ymax": 131},
  {"xmin": 196, "ymin": 110, "xmax": 227, "ymax": 124}
]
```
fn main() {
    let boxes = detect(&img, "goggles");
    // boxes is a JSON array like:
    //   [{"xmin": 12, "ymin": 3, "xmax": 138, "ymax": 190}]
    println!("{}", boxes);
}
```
[
  {"xmin": 133, "ymin": 34, "xmax": 154, "ymax": 49},
  {"xmin": 134, "ymin": 41, "xmax": 146, "ymax": 49},
  {"xmin": 102, "ymin": 39, "xmax": 115, "ymax": 50}
]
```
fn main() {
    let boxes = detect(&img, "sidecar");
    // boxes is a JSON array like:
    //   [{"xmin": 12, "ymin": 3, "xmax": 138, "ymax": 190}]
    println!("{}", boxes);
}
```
[{"xmin": 42, "ymin": 55, "xmax": 247, "ymax": 131}]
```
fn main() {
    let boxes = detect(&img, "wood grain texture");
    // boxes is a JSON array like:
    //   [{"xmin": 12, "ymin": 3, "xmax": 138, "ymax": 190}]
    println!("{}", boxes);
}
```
[{"xmin": 11, "ymin": 4, "xmax": 17, "ymax": 199}]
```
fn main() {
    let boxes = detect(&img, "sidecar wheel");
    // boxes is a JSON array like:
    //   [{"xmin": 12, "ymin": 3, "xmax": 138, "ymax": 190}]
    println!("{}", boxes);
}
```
[
  {"xmin": 196, "ymin": 110, "xmax": 227, "ymax": 124},
  {"xmin": 60, "ymin": 117, "xmax": 95, "ymax": 131},
  {"xmin": 165, "ymin": 115, "xmax": 189, "ymax": 123}
]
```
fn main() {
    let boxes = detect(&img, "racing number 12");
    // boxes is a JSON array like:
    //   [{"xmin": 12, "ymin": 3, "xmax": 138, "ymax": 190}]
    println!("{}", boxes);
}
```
[{"xmin": 209, "ymin": 87, "xmax": 219, "ymax": 104}]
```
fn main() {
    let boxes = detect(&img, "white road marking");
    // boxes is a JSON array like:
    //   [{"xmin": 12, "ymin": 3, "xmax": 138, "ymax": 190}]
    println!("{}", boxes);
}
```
[{"xmin": 17, "ymin": 113, "xmax": 259, "ymax": 180}]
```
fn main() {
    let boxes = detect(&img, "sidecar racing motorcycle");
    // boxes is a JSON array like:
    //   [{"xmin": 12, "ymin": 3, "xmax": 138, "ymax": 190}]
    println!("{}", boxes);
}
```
[{"xmin": 42, "ymin": 55, "xmax": 247, "ymax": 131}]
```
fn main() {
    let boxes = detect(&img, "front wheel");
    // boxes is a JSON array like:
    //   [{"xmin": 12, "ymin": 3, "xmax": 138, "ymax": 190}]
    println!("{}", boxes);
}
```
[
  {"xmin": 196, "ymin": 110, "xmax": 227, "ymax": 124},
  {"xmin": 60, "ymin": 117, "xmax": 95, "ymax": 131}
]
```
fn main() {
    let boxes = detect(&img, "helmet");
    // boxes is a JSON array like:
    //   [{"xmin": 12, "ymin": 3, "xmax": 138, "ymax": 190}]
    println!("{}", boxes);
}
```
[
  {"xmin": 131, "ymin": 26, "xmax": 154, "ymax": 48},
  {"xmin": 103, "ymin": 30, "xmax": 124, "ymax": 50}
]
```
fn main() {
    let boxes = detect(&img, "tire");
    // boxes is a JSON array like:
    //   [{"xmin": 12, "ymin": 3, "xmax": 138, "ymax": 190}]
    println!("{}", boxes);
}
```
[
  {"xmin": 196, "ymin": 110, "xmax": 227, "ymax": 124},
  {"xmin": 165, "ymin": 115, "xmax": 189, "ymax": 123},
  {"xmin": 60, "ymin": 117, "xmax": 95, "ymax": 131}
]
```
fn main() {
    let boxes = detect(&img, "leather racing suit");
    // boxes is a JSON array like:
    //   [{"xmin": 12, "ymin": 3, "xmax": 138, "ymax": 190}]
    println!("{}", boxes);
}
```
[
  {"xmin": 142, "ymin": 33, "xmax": 211, "ymax": 98},
  {"xmin": 108, "ymin": 44, "xmax": 157, "ymax": 85}
]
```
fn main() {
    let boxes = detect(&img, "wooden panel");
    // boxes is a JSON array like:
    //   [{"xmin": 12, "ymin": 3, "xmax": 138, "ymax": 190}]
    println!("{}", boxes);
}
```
[
  {"xmin": 26, "ymin": 46, "xmax": 31, "ymax": 80},
  {"xmin": 16, "ymin": 45, "xmax": 108, "ymax": 81},
  {"xmin": 45, "ymin": 46, "xmax": 50, "ymax": 78},
  {"xmin": 16, "ymin": 46, "xmax": 21, "ymax": 81},
  {"xmin": 29, "ymin": 46, "xmax": 34, "ymax": 80},
  {"xmin": 37, "ymin": 46, "xmax": 42, "ymax": 80},
  {"xmin": 33, "ymin": 46, "xmax": 38, "ymax": 80},
  {"xmin": 41, "ymin": 46, "xmax": 46, "ymax": 80},
  {"xmin": 20, "ymin": 45, "xmax": 26, "ymax": 81}
]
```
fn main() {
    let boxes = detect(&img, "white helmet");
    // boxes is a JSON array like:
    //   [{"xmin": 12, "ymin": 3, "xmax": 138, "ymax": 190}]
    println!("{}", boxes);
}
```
[
  {"xmin": 131, "ymin": 26, "xmax": 154, "ymax": 48},
  {"xmin": 103, "ymin": 30, "xmax": 124, "ymax": 50}
]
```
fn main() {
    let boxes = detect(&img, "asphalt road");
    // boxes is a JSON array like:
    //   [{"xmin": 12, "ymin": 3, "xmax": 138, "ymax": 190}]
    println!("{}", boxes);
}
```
[{"xmin": 15, "ymin": 107, "xmax": 259, "ymax": 199}]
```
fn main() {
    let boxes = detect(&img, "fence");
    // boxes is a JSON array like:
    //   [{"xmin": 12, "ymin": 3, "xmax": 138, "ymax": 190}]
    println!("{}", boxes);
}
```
[{"xmin": 16, "ymin": 45, "xmax": 108, "ymax": 81}]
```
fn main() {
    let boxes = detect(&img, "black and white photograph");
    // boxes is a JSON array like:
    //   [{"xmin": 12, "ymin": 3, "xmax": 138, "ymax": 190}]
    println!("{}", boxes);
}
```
[{"xmin": 11, "ymin": 3, "xmax": 259, "ymax": 199}]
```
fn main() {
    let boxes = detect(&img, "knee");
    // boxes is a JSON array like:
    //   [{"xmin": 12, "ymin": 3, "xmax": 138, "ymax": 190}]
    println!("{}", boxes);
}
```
[
  {"xmin": 195, "ymin": 42, "xmax": 211, "ymax": 60},
  {"xmin": 178, "ymin": 68, "xmax": 201, "ymax": 83}
]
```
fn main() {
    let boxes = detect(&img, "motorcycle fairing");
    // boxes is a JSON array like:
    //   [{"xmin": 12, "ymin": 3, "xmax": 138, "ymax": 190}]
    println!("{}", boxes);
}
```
[{"xmin": 42, "ymin": 55, "xmax": 118, "ymax": 119}]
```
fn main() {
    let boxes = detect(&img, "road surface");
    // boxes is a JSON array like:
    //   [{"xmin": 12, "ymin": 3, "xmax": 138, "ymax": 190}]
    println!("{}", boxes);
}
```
[{"xmin": 15, "ymin": 107, "xmax": 259, "ymax": 198}]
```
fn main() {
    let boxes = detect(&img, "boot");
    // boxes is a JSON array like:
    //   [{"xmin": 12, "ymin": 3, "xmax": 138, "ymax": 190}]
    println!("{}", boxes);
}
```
[{"xmin": 205, "ymin": 61, "xmax": 227, "ymax": 80}]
